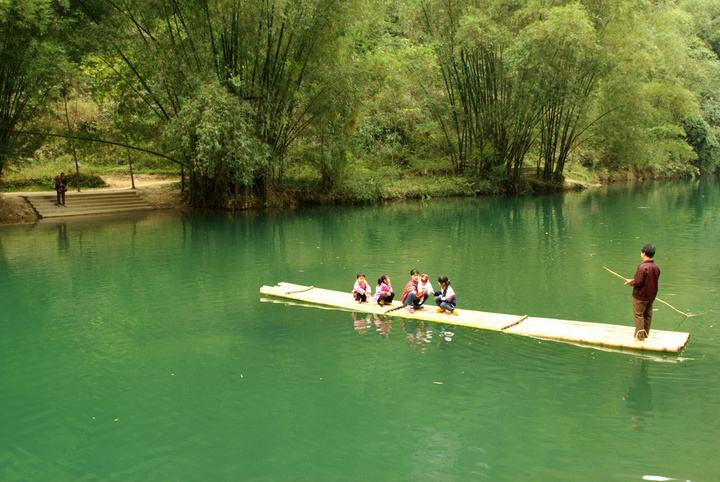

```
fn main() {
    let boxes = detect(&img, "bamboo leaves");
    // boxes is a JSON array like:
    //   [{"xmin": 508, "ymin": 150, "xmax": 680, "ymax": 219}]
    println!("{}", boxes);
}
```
[
  {"xmin": 5, "ymin": 0, "xmax": 720, "ymax": 202},
  {"xmin": 423, "ymin": 1, "xmax": 542, "ymax": 182},
  {"xmin": 0, "ymin": 0, "xmax": 64, "ymax": 177},
  {"xmin": 86, "ymin": 0, "xmax": 347, "ymax": 193},
  {"xmin": 513, "ymin": 3, "xmax": 603, "ymax": 182},
  {"xmin": 162, "ymin": 82, "xmax": 269, "ymax": 207}
]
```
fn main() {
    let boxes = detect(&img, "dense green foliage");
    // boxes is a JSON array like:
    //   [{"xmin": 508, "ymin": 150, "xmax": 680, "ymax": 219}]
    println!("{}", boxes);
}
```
[
  {"xmin": 2, "ymin": 0, "xmax": 720, "ymax": 206},
  {"xmin": 0, "ymin": 0, "xmax": 66, "ymax": 177},
  {"xmin": 162, "ymin": 82, "xmax": 268, "ymax": 207}
]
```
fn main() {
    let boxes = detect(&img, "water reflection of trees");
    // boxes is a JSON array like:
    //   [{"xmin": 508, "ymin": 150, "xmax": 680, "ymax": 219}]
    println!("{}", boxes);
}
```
[
  {"xmin": 2, "ymin": 211, "xmax": 158, "ymax": 265},
  {"xmin": 0, "ymin": 238, "xmax": 8, "ymax": 278}
]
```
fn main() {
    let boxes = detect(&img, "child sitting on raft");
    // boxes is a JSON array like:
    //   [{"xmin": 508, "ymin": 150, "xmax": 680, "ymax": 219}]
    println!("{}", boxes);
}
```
[
  {"xmin": 435, "ymin": 275, "xmax": 458, "ymax": 315},
  {"xmin": 402, "ymin": 269, "xmax": 423, "ymax": 313},
  {"xmin": 417, "ymin": 273, "xmax": 434, "ymax": 306},
  {"xmin": 373, "ymin": 274, "xmax": 395, "ymax": 306},
  {"xmin": 352, "ymin": 272, "xmax": 371, "ymax": 302}
]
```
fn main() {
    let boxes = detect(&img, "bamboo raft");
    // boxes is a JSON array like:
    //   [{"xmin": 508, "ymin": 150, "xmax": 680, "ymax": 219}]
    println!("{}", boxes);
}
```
[{"xmin": 260, "ymin": 282, "xmax": 691, "ymax": 353}]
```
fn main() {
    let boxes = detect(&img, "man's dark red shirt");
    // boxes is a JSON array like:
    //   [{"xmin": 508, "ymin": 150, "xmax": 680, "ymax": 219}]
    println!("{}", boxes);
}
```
[{"xmin": 630, "ymin": 260, "xmax": 660, "ymax": 301}]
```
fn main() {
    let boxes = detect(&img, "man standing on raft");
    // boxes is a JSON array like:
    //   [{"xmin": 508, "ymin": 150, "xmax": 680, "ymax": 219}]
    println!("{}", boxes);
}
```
[{"xmin": 624, "ymin": 244, "xmax": 661, "ymax": 341}]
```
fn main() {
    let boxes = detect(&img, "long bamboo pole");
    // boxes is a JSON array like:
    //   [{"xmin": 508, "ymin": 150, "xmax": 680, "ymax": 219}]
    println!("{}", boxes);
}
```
[
  {"xmin": 603, "ymin": 266, "xmax": 695, "ymax": 318},
  {"xmin": 0, "ymin": 128, "xmax": 185, "ymax": 166}
]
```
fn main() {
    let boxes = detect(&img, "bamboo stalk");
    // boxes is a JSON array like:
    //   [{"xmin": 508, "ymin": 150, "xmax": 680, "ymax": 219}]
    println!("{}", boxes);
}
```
[
  {"xmin": 603, "ymin": 265, "xmax": 629, "ymax": 282},
  {"xmin": 603, "ymin": 266, "xmax": 695, "ymax": 318},
  {"xmin": 62, "ymin": 87, "xmax": 81, "ymax": 193},
  {"xmin": 1, "ymin": 127, "xmax": 185, "ymax": 166}
]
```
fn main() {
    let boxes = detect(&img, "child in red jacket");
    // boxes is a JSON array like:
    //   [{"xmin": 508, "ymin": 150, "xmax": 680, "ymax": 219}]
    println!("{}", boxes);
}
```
[{"xmin": 401, "ymin": 269, "xmax": 421, "ymax": 313}]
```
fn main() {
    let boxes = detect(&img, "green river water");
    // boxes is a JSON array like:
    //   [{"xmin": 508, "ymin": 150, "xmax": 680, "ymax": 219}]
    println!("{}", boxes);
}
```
[{"xmin": 1, "ymin": 179, "xmax": 719, "ymax": 481}]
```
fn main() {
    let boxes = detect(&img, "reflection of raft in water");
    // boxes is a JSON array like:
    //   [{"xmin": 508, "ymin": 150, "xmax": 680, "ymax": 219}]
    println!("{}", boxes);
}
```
[{"xmin": 260, "ymin": 282, "xmax": 691, "ymax": 354}]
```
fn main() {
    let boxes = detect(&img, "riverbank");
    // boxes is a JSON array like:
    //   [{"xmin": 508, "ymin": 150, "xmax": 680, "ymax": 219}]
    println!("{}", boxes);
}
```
[
  {"xmin": 0, "ymin": 174, "xmax": 564, "ymax": 224},
  {"xmin": 0, "ymin": 195, "xmax": 38, "ymax": 224},
  {"xmin": 0, "ymin": 170, "xmax": 609, "ymax": 225},
  {"xmin": 0, "ymin": 175, "xmax": 182, "ymax": 225},
  {"xmin": 0, "ymin": 169, "xmax": 625, "ymax": 224}
]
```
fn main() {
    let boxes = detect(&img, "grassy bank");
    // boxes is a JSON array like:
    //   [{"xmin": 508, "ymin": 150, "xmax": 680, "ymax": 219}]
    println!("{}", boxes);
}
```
[
  {"xmin": 1, "ymin": 162, "xmax": 708, "ymax": 225},
  {"xmin": 0, "ymin": 157, "xmax": 589, "ymax": 216},
  {"xmin": 1, "ymin": 162, "xmax": 107, "ymax": 192},
  {"xmin": 1, "ymin": 159, "xmax": 178, "ymax": 192},
  {"xmin": 234, "ymin": 171, "xmax": 588, "ymax": 211},
  {"xmin": 8, "ymin": 155, "xmax": 689, "ymax": 224},
  {"xmin": 291, "ymin": 174, "xmax": 480, "ymax": 205}
]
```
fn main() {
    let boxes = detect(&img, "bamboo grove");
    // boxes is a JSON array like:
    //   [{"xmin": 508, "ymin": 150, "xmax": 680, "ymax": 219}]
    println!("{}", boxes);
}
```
[{"xmin": 1, "ymin": 0, "xmax": 720, "ymax": 206}]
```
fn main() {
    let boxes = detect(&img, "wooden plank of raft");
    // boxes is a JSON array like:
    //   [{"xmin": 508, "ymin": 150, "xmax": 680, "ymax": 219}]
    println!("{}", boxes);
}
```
[
  {"xmin": 503, "ymin": 316, "xmax": 690, "ymax": 353},
  {"xmin": 259, "ymin": 283, "xmax": 690, "ymax": 353},
  {"xmin": 263, "ymin": 283, "xmax": 396, "ymax": 315},
  {"xmin": 386, "ymin": 305, "xmax": 523, "ymax": 331},
  {"xmin": 262, "ymin": 284, "xmax": 539, "ymax": 332}
]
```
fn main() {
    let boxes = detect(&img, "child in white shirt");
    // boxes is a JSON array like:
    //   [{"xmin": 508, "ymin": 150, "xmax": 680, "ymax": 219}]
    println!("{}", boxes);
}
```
[{"xmin": 435, "ymin": 275, "xmax": 457, "ymax": 315}]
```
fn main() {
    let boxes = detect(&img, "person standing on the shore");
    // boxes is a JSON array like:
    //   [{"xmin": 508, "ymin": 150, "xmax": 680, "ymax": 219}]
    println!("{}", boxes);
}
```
[
  {"xmin": 624, "ymin": 244, "xmax": 661, "ymax": 340},
  {"xmin": 54, "ymin": 172, "xmax": 67, "ymax": 206}
]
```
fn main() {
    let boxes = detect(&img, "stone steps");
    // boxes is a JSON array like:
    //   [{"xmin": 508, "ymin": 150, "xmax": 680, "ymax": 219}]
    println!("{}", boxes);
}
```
[
  {"xmin": 30, "ymin": 198, "xmax": 150, "ymax": 209},
  {"xmin": 24, "ymin": 190, "xmax": 155, "ymax": 219}
]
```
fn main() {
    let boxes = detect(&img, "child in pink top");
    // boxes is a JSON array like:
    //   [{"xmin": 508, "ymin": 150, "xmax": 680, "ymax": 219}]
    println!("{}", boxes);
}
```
[
  {"xmin": 352, "ymin": 272, "xmax": 371, "ymax": 302},
  {"xmin": 373, "ymin": 274, "xmax": 395, "ymax": 306}
]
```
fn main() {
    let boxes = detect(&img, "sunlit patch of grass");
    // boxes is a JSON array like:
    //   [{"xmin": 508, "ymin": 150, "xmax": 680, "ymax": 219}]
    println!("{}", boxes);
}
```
[{"xmin": 2, "ymin": 160, "xmax": 106, "ymax": 191}]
